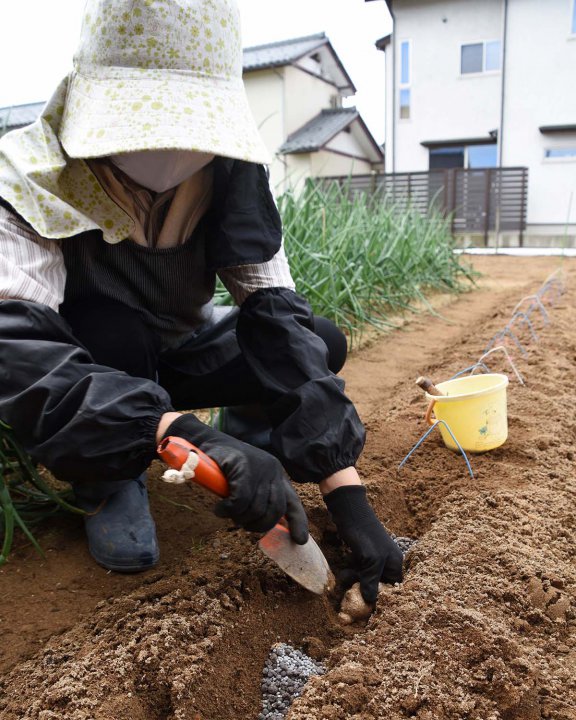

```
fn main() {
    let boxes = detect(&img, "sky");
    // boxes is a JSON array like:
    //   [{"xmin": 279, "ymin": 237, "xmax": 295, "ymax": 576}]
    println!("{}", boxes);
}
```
[{"xmin": 0, "ymin": 0, "xmax": 392, "ymax": 144}]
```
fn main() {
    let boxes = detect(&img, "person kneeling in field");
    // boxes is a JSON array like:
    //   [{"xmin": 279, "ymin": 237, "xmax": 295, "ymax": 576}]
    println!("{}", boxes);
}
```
[{"xmin": 0, "ymin": 0, "xmax": 402, "ymax": 604}]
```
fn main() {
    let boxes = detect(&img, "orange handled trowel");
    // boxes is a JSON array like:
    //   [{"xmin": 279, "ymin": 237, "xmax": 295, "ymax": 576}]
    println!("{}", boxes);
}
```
[{"xmin": 157, "ymin": 436, "xmax": 335, "ymax": 595}]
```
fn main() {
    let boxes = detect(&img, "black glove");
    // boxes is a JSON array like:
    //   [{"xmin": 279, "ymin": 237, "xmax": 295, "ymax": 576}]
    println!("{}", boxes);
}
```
[
  {"xmin": 162, "ymin": 414, "xmax": 308, "ymax": 544},
  {"xmin": 324, "ymin": 485, "xmax": 403, "ymax": 603}
]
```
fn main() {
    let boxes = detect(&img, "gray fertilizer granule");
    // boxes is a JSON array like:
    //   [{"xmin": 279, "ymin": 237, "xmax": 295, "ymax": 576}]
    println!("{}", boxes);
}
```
[
  {"xmin": 258, "ymin": 643, "xmax": 326, "ymax": 720},
  {"xmin": 392, "ymin": 535, "xmax": 418, "ymax": 554}
]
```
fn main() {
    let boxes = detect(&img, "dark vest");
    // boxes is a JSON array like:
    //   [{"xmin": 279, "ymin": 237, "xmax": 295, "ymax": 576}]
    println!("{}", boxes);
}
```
[{"xmin": 2, "ymin": 158, "xmax": 282, "ymax": 349}]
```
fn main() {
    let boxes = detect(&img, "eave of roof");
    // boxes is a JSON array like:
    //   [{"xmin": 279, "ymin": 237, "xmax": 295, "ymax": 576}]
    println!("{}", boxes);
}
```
[
  {"xmin": 243, "ymin": 33, "xmax": 327, "ymax": 72},
  {"xmin": 0, "ymin": 101, "xmax": 45, "ymax": 130},
  {"xmin": 279, "ymin": 107, "xmax": 383, "ymax": 161},
  {"xmin": 539, "ymin": 124, "xmax": 576, "ymax": 134},
  {"xmin": 243, "ymin": 33, "xmax": 356, "ymax": 95},
  {"xmin": 354, "ymin": 113, "xmax": 386, "ymax": 160},
  {"xmin": 280, "ymin": 109, "xmax": 358, "ymax": 154},
  {"xmin": 421, "ymin": 134, "xmax": 498, "ymax": 149}
]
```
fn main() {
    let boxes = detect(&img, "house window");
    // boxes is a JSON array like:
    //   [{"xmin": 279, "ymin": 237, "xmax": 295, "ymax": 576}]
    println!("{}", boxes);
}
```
[
  {"xmin": 429, "ymin": 147, "xmax": 465, "ymax": 170},
  {"xmin": 399, "ymin": 40, "xmax": 411, "ymax": 119},
  {"xmin": 468, "ymin": 144, "xmax": 498, "ymax": 168},
  {"xmin": 545, "ymin": 147, "xmax": 576, "ymax": 159},
  {"xmin": 461, "ymin": 40, "xmax": 501, "ymax": 74},
  {"xmin": 485, "ymin": 41, "xmax": 501, "ymax": 71},
  {"xmin": 400, "ymin": 40, "xmax": 410, "ymax": 84},
  {"xmin": 461, "ymin": 43, "xmax": 483, "ymax": 74},
  {"xmin": 399, "ymin": 89, "xmax": 411, "ymax": 119},
  {"xmin": 429, "ymin": 143, "xmax": 498, "ymax": 169}
]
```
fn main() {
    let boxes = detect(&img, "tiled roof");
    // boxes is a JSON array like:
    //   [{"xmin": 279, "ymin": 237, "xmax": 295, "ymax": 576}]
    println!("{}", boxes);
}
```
[
  {"xmin": 243, "ymin": 33, "xmax": 327, "ymax": 72},
  {"xmin": 0, "ymin": 101, "xmax": 45, "ymax": 131},
  {"xmin": 279, "ymin": 108, "xmax": 359, "ymax": 154}
]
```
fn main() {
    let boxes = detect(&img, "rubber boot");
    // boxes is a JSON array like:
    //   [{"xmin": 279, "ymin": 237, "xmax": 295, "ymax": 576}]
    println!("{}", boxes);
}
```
[
  {"xmin": 215, "ymin": 404, "xmax": 273, "ymax": 452},
  {"xmin": 73, "ymin": 473, "xmax": 159, "ymax": 573}
]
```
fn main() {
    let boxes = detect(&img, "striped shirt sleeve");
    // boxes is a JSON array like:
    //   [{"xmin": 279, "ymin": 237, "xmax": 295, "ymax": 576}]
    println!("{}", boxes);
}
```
[
  {"xmin": 0, "ymin": 205, "xmax": 66, "ymax": 311},
  {"xmin": 217, "ymin": 241, "xmax": 296, "ymax": 306}
]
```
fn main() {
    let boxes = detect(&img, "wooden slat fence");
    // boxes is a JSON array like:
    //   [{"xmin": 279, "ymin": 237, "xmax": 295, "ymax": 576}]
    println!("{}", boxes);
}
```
[{"xmin": 318, "ymin": 167, "xmax": 529, "ymax": 246}]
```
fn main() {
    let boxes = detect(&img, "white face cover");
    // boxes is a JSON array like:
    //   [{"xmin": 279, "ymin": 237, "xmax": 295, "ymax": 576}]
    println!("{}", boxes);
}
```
[{"xmin": 109, "ymin": 149, "xmax": 215, "ymax": 192}]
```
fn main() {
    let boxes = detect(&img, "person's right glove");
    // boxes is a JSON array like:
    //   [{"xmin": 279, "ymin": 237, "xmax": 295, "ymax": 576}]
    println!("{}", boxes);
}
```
[
  {"xmin": 323, "ymin": 484, "xmax": 403, "ymax": 604},
  {"xmin": 161, "ymin": 414, "xmax": 308, "ymax": 544}
]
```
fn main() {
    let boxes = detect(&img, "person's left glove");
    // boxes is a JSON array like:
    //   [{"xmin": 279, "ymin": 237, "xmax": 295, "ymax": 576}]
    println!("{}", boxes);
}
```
[
  {"xmin": 162, "ymin": 414, "xmax": 308, "ymax": 543},
  {"xmin": 324, "ymin": 484, "xmax": 403, "ymax": 603}
]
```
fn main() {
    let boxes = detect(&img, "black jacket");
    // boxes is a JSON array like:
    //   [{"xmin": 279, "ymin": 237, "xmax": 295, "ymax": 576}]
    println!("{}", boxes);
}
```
[{"xmin": 0, "ymin": 160, "xmax": 365, "ymax": 485}]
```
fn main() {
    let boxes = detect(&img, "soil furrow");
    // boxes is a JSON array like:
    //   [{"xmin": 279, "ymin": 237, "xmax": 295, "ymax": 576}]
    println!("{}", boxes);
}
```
[{"xmin": 1, "ymin": 256, "xmax": 574, "ymax": 720}]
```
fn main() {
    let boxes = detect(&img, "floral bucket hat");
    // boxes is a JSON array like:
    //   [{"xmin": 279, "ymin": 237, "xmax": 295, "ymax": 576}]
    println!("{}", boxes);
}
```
[
  {"xmin": 0, "ymin": 0, "xmax": 270, "ymax": 243},
  {"xmin": 60, "ymin": 0, "xmax": 270, "ymax": 163}
]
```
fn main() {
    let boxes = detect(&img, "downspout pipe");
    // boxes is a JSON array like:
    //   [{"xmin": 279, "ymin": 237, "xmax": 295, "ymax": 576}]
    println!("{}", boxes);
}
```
[
  {"xmin": 391, "ymin": 7, "xmax": 397, "ymax": 173},
  {"xmin": 495, "ymin": 0, "xmax": 509, "ymax": 248},
  {"xmin": 498, "ymin": 0, "xmax": 509, "ymax": 167}
]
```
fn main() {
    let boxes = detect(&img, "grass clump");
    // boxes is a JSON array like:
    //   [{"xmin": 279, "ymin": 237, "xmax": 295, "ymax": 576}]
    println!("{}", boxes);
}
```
[
  {"xmin": 0, "ymin": 421, "xmax": 82, "ymax": 565},
  {"xmin": 217, "ymin": 180, "xmax": 474, "ymax": 346}
]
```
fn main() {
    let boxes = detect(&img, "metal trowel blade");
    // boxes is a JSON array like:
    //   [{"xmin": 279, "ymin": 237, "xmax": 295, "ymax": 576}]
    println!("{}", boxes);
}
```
[{"xmin": 258, "ymin": 522, "xmax": 335, "ymax": 595}]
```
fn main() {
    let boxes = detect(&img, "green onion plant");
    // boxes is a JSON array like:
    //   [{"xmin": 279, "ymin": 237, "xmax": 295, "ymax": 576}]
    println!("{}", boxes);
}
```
[
  {"xmin": 215, "ymin": 179, "xmax": 474, "ymax": 346},
  {"xmin": 0, "ymin": 421, "xmax": 83, "ymax": 565}
]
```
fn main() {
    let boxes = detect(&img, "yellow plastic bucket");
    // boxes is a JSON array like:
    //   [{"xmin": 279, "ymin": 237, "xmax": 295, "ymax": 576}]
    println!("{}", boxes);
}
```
[{"xmin": 425, "ymin": 373, "xmax": 509, "ymax": 452}]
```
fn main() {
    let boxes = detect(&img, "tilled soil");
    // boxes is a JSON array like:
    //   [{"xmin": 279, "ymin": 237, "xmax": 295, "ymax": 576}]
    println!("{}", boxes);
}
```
[{"xmin": 1, "ymin": 256, "xmax": 575, "ymax": 720}]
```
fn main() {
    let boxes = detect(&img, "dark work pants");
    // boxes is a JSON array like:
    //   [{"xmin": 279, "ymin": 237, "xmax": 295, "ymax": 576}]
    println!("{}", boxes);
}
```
[{"xmin": 60, "ymin": 298, "xmax": 348, "ymax": 411}]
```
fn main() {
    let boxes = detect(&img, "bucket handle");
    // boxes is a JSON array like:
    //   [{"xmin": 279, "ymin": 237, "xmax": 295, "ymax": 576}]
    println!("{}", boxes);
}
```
[{"xmin": 424, "ymin": 398, "xmax": 436, "ymax": 426}]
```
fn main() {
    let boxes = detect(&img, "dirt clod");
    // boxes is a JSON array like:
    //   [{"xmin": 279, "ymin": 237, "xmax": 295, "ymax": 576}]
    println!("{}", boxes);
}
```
[
  {"xmin": 301, "ymin": 636, "xmax": 327, "ymax": 661},
  {"xmin": 338, "ymin": 583, "xmax": 378, "ymax": 625}
]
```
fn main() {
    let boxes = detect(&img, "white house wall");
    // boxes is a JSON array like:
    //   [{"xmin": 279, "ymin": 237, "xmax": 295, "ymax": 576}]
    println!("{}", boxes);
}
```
[
  {"xmin": 325, "ymin": 125, "xmax": 370, "ymax": 159},
  {"xmin": 310, "ymin": 150, "xmax": 372, "ymax": 178},
  {"xmin": 244, "ymin": 66, "xmax": 348, "ymax": 192},
  {"xmin": 284, "ymin": 65, "xmax": 340, "ymax": 137},
  {"xmin": 243, "ymin": 68, "xmax": 287, "ymax": 191},
  {"xmin": 389, "ymin": 0, "xmax": 503, "ymax": 173},
  {"xmin": 285, "ymin": 154, "xmax": 313, "ymax": 194},
  {"xmin": 503, "ymin": 0, "xmax": 576, "ymax": 229},
  {"xmin": 282, "ymin": 152, "xmax": 372, "ymax": 194}
]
